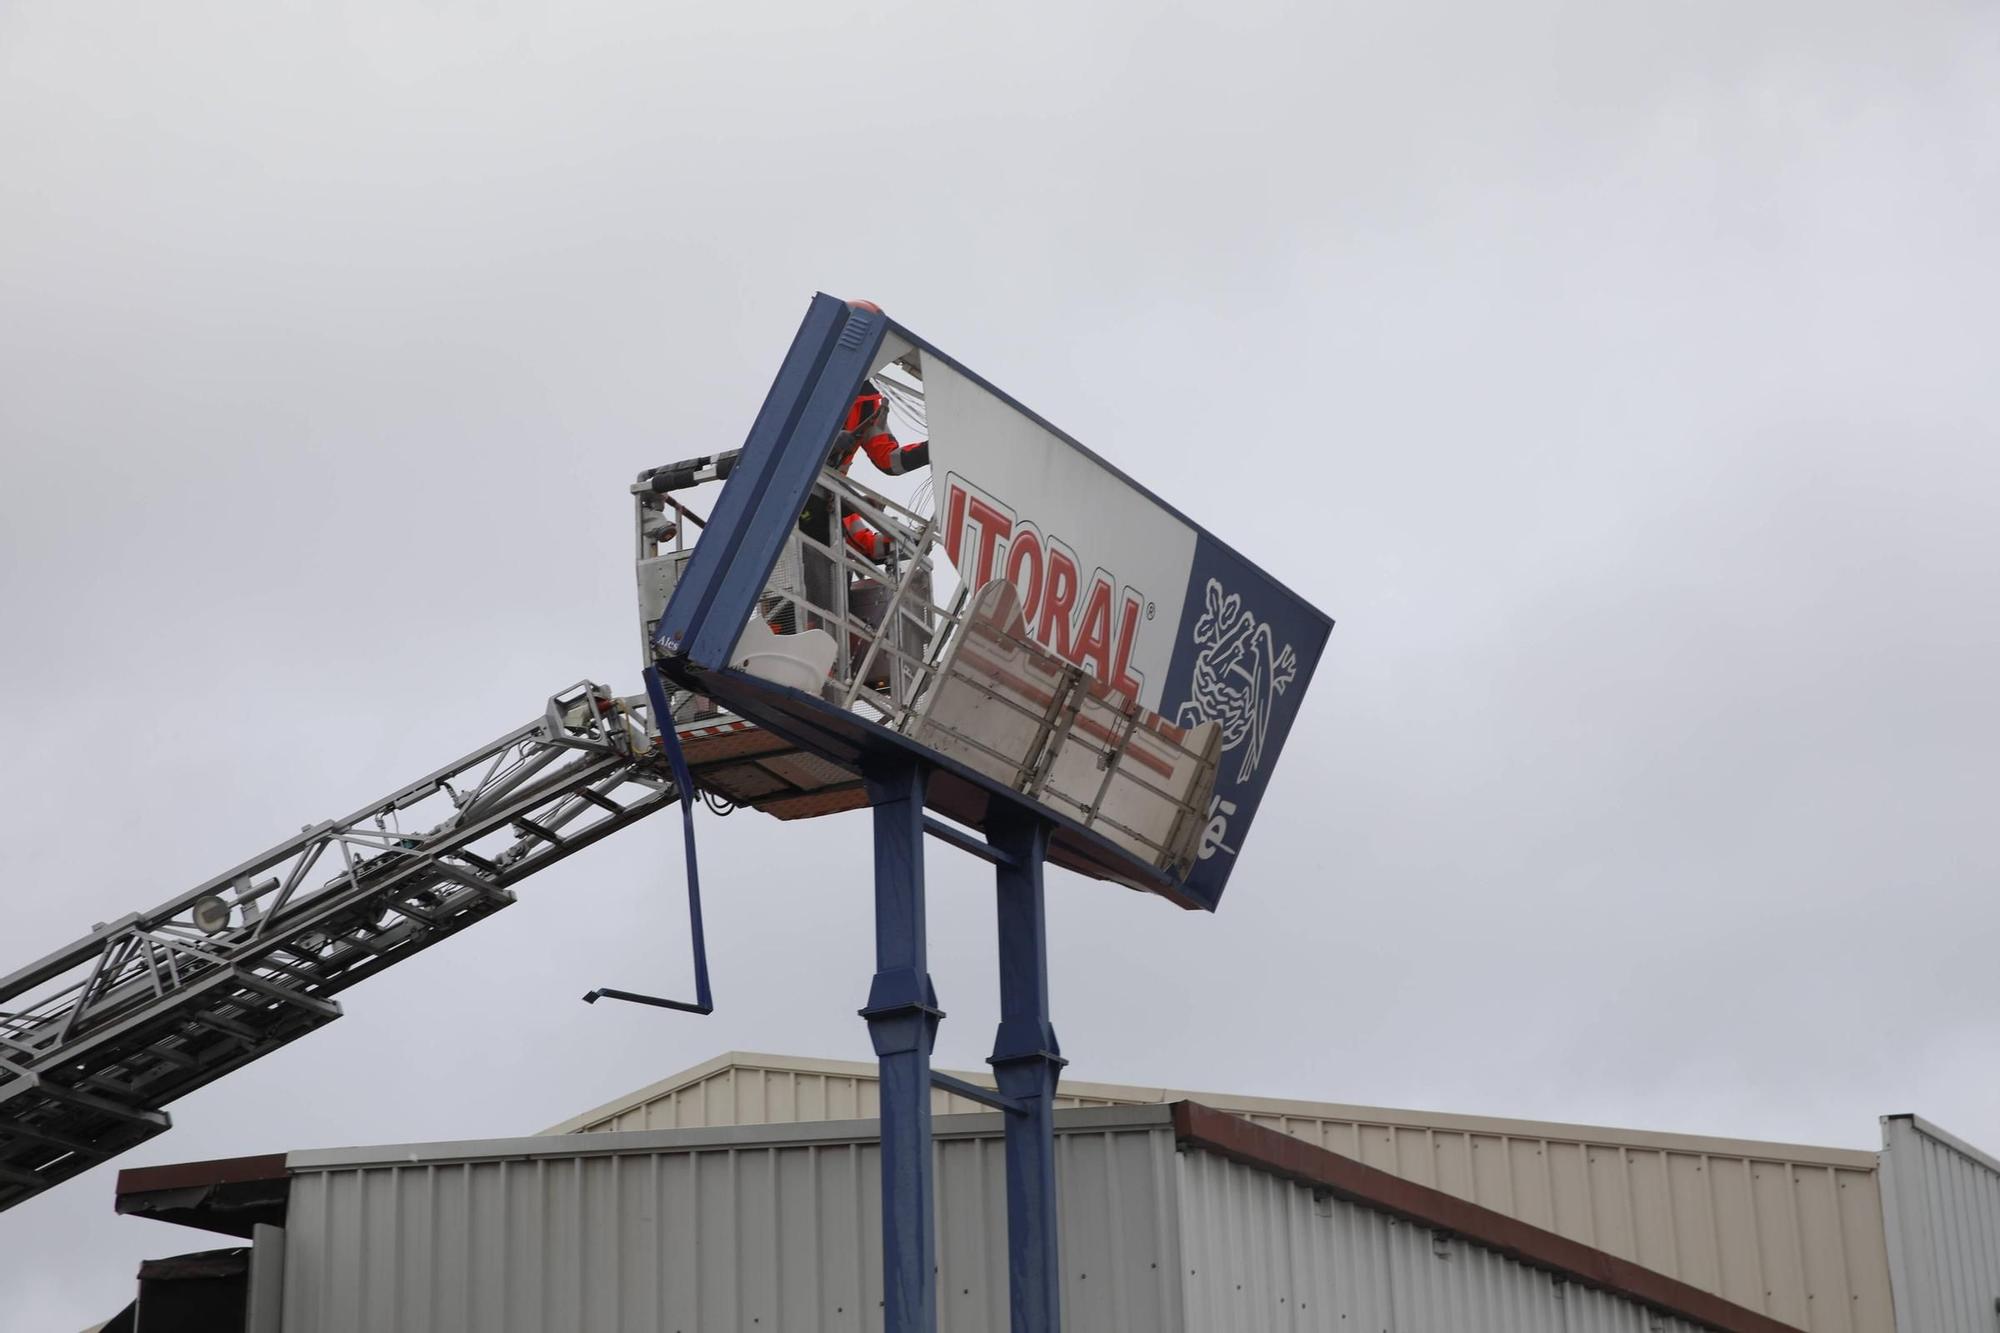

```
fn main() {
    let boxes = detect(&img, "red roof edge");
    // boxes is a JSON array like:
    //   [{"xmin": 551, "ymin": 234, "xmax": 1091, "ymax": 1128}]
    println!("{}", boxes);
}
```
[
  {"xmin": 116, "ymin": 1152, "xmax": 287, "ymax": 1197},
  {"xmin": 1168, "ymin": 1101, "xmax": 1805, "ymax": 1333}
]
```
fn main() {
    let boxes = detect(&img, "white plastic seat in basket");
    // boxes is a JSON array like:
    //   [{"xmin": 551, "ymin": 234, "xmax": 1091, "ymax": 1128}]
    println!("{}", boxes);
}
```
[{"xmin": 731, "ymin": 618, "xmax": 838, "ymax": 694}]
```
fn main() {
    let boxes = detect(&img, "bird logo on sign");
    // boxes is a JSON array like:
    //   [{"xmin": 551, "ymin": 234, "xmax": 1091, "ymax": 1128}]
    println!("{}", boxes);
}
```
[{"xmin": 1177, "ymin": 579, "xmax": 1299, "ymax": 783}]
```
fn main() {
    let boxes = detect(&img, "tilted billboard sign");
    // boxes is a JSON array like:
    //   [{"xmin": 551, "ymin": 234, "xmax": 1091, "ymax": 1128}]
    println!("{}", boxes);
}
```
[{"xmin": 648, "ymin": 294, "xmax": 1330, "ymax": 910}]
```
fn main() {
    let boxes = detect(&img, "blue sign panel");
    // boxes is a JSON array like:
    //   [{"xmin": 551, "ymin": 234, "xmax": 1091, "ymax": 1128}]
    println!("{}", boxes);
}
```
[{"xmin": 1159, "ymin": 537, "xmax": 1332, "ymax": 910}]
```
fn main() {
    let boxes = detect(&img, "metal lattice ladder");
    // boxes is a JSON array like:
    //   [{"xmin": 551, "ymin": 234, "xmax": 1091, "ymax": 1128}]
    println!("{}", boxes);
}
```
[{"xmin": 0, "ymin": 682, "xmax": 679, "ymax": 1214}]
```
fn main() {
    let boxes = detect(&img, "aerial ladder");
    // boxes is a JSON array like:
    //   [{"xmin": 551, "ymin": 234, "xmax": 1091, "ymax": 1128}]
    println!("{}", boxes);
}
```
[
  {"xmin": 0, "ymin": 681, "xmax": 692, "ymax": 1212},
  {"xmin": 0, "ymin": 449, "xmax": 870, "ymax": 1215}
]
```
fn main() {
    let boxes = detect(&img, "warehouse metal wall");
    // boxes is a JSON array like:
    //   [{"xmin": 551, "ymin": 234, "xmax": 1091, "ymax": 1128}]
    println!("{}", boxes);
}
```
[
  {"xmin": 273, "ymin": 1106, "xmax": 1774, "ymax": 1333},
  {"xmin": 551, "ymin": 1053, "xmax": 1895, "ymax": 1332},
  {"xmin": 278, "ymin": 1111, "xmax": 1183, "ymax": 1333},
  {"xmin": 1879, "ymin": 1114, "xmax": 2000, "ymax": 1333},
  {"xmin": 1176, "ymin": 1147, "xmax": 1714, "ymax": 1333}
]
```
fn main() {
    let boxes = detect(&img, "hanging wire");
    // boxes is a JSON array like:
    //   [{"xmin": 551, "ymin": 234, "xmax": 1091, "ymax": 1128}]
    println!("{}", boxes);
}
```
[
  {"xmin": 875, "ymin": 371, "xmax": 927, "ymax": 441},
  {"xmin": 700, "ymin": 789, "xmax": 737, "ymax": 816},
  {"xmin": 873, "ymin": 370, "xmax": 932, "ymax": 517}
]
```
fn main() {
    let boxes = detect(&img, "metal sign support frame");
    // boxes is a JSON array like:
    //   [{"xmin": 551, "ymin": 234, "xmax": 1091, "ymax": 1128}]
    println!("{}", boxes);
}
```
[
  {"xmin": 863, "ymin": 759, "xmax": 1066, "ymax": 1333},
  {"xmin": 644, "ymin": 292, "xmax": 1315, "ymax": 1329}
]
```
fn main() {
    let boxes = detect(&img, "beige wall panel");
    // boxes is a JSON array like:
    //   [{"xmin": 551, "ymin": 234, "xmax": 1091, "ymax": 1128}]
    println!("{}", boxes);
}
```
[
  {"xmin": 1668, "ymin": 1153, "xmax": 1724, "ymax": 1295},
  {"xmin": 1468, "ymin": 1134, "xmax": 1510, "ymax": 1211},
  {"xmin": 1394, "ymin": 1125, "xmax": 1435, "ymax": 1186},
  {"xmin": 831, "ymin": 1074, "xmax": 869, "ymax": 1119},
  {"xmin": 1710, "ymin": 1156, "xmax": 1770, "ymax": 1314},
  {"xmin": 1582, "ymin": 1146, "xmax": 1633, "ymax": 1259},
  {"xmin": 1793, "ymin": 1166, "xmax": 1854, "ymax": 1333},
  {"xmin": 763, "ymin": 1070, "xmax": 795, "ymax": 1122},
  {"xmin": 1546, "ymin": 1139, "xmax": 1597, "ymax": 1246},
  {"xmin": 1320, "ymin": 1119, "xmax": 1366, "ymax": 1159},
  {"xmin": 1627, "ymin": 1148, "xmax": 1678, "ymax": 1275},
  {"xmin": 1752, "ymin": 1162, "xmax": 1810, "ymax": 1328},
  {"xmin": 1506, "ymin": 1138, "xmax": 1554, "ymax": 1231},
  {"xmin": 794, "ymin": 1071, "xmax": 826, "ymax": 1121},
  {"xmin": 1432, "ymin": 1130, "xmax": 1475, "ymax": 1200},
  {"xmin": 1837, "ymin": 1168, "xmax": 1897, "ymax": 1333},
  {"xmin": 1356, "ymin": 1122, "xmax": 1398, "ymax": 1172},
  {"xmin": 564, "ymin": 1062, "xmax": 1125, "ymax": 1136}
]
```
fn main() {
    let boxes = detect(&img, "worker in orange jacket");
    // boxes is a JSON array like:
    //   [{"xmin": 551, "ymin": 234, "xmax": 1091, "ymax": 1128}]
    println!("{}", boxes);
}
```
[{"xmin": 801, "ymin": 380, "xmax": 931, "ymax": 562}]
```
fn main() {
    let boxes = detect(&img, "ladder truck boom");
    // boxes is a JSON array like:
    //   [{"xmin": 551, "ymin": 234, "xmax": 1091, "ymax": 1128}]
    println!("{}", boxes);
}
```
[
  {"xmin": 0, "ymin": 447, "xmax": 909, "ymax": 1217},
  {"xmin": 0, "ymin": 681, "xmax": 679, "ymax": 1215}
]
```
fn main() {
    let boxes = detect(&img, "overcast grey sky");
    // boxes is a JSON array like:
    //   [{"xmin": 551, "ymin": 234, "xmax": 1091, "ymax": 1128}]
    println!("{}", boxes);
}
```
[{"xmin": 5, "ymin": 1, "xmax": 1999, "ymax": 1326}]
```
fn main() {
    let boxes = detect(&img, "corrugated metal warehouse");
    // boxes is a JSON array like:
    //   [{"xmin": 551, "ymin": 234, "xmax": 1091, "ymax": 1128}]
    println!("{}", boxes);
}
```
[
  {"xmin": 544, "ymin": 1052, "xmax": 1901, "ymax": 1333},
  {"xmin": 98, "ymin": 1053, "xmax": 2000, "ymax": 1333}
]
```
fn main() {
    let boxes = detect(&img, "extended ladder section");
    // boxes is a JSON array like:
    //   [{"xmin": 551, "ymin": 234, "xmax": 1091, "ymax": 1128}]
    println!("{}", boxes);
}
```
[{"xmin": 0, "ymin": 682, "xmax": 682, "ymax": 1215}]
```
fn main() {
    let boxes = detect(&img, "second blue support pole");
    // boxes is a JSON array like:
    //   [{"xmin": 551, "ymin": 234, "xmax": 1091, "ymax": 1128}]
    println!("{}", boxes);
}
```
[
  {"xmin": 860, "ymin": 762, "xmax": 942, "ymax": 1333},
  {"xmin": 987, "ymin": 803, "xmax": 1066, "ymax": 1333}
]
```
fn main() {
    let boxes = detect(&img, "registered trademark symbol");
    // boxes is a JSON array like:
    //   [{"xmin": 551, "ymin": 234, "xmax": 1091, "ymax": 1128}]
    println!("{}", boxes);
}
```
[{"xmin": 1146, "ymin": 602, "xmax": 1155, "ymax": 620}]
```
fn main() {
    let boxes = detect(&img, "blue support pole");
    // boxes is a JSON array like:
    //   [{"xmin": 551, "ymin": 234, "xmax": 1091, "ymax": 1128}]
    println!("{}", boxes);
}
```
[
  {"xmin": 859, "ymin": 763, "xmax": 942, "ymax": 1333},
  {"xmin": 986, "ymin": 804, "xmax": 1066, "ymax": 1333}
]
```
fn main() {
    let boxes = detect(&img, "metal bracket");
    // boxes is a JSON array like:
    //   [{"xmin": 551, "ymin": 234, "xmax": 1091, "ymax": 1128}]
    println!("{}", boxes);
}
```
[
  {"xmin": 929, "ymin": 1070, "xmax": 1029, "ymax": 1115},
  {"xmin": 581, "ymin": 986, "xmax": 711, "ymax": 1015},
  {"xmin": 921, "ymin": 816, "xmax": 1020, "ymax": 869},
  {"xmin": 583, "ymin": 668, "xmax": 714, "ymax": 1017}
]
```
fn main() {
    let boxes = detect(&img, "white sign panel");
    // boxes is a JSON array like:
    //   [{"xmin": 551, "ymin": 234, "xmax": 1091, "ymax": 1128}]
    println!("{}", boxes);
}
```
[{"xmin": 920, "ymin": 359, "xmax": 1198, "ymax": 714}]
